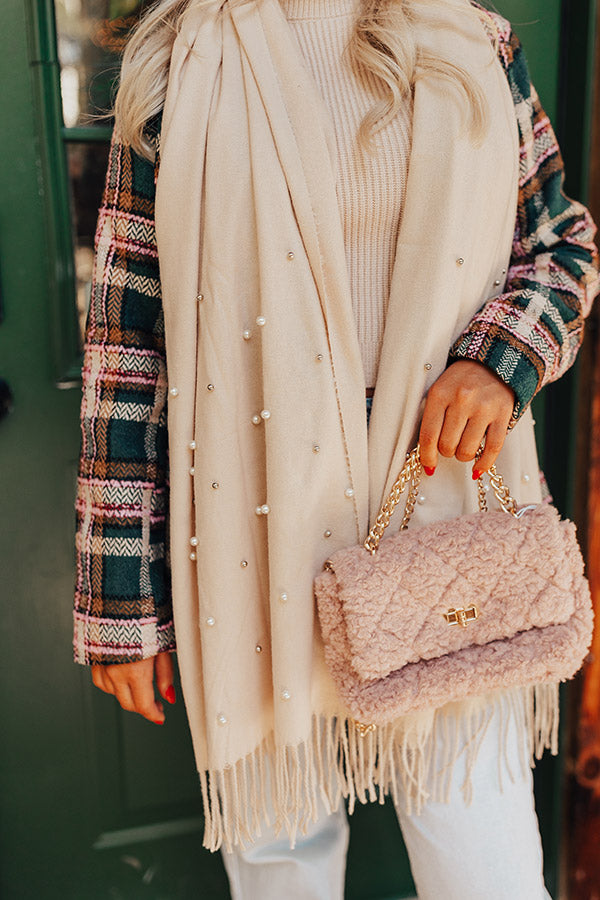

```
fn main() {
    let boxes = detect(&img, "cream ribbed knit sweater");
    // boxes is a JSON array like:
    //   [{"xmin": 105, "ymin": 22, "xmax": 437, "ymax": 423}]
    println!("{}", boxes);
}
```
[{"xmin": 279, "ymin": 0, "xmax": 412, "ymax": 387}]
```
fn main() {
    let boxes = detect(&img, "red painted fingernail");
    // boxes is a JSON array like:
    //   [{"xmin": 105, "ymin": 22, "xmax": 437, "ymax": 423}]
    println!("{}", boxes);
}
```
[
  {"xmin": 166, "ymin": 685, "xmax": 176, "ymax": 704},
  {"xmin": 153, "ymin": 719, "xmax": 164, "ymax": 725},
  {"xmin": 423, "ymin": 466, "xmax": 436, "ymax": 476},
  {"xmin": 472, "ymin": 469, "xmax": 483, "ymax": 480}
]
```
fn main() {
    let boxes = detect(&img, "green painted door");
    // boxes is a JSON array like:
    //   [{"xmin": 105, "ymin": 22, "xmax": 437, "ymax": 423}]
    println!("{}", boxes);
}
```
[{"xmin": 0, "ymin": 0, "xmax": 593, "ymax": 897}]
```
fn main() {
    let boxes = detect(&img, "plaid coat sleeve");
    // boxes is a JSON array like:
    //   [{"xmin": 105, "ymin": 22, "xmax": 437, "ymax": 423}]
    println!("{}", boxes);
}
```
[
  {"xmin": 73, "ymin": 118, "xmax": 176, "ymax": 665},
  {"xmin": 448, "ymin": 15, "xmax": 600, "ymax": 424}
]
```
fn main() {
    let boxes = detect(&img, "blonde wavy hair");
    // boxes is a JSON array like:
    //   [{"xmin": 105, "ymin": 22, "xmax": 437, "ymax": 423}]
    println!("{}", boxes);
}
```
[{"xmin": 113, "ymin": 0, "xmax": 499, "ymax": 162}]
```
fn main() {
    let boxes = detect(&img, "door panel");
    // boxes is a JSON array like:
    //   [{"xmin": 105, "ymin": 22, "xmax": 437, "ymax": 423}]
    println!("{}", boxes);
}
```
[{"xmin": 0, "ymin": 0, "xmax": 588, "ymax": 896}]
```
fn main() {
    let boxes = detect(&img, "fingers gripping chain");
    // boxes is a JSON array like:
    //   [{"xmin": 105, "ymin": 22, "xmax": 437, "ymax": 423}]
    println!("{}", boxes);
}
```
[{"xmin": 363, "ymin": 443, "xmax": 518, "ymax": 555}]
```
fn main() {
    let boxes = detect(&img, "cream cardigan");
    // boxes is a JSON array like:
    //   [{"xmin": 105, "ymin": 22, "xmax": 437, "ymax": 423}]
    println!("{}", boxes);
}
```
[
  {"xmin": 154, "ymin": 0, "xmax": 555, "ymax": 852},
  {"xmin": 280, "ymin": 0, "xmax": 413, "ymax": 387}
]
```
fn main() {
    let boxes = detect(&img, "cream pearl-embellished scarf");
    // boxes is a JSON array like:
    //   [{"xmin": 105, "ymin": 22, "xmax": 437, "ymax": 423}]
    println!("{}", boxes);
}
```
[{"xmin": 155, "ymin": 0, "xmax": 558, "ymax": 852}]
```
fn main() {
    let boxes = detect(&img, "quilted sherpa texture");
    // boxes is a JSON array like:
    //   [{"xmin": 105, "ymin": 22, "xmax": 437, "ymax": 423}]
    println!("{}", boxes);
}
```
[{"xmin": 314, "ymin": 504, "xmax": 594, "ymax": 726}]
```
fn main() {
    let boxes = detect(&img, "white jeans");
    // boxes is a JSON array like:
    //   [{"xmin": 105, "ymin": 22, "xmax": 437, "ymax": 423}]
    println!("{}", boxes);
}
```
[{"xmin": 220, "ymin": 702, "xmax": 553, "ymax": 900}]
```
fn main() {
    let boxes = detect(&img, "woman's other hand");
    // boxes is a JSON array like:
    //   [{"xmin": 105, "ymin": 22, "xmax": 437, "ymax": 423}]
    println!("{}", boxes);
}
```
[
  {"xmin": 418, "ymin": 360, "xmax": 516, "ymax": 477},
  {"xmin": 91, "ymin": 650, "xmax": 175, "ymax": 724}
]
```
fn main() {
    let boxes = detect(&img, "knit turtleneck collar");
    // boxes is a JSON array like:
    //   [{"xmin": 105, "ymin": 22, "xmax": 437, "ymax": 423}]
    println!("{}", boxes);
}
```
[{"xmin": 278, "ymin": 0, "xmax": 360, "ymax": 20}]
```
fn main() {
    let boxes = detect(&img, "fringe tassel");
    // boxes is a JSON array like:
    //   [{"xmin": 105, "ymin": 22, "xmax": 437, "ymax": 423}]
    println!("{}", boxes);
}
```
[{"xmin": 200, "ymin": 680, "xmax": 560, "ymax": 853}]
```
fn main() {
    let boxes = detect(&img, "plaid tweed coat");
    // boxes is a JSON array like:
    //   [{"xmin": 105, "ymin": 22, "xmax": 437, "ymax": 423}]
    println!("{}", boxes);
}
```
[{"xmin": 73, "ymin": 15, "xmax": 599, "ymax": 666}]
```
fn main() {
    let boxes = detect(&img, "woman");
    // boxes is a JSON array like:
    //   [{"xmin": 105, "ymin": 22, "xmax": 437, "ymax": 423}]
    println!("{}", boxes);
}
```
[{"xmin": 73, "ymin": 0, "xmax": 599, "ymax": 896}]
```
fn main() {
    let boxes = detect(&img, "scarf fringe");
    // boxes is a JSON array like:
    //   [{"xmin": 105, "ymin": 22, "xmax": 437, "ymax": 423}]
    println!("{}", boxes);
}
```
[{"xmin": 198, "ymin": 681, "xmax": 559, "ymax": 853}]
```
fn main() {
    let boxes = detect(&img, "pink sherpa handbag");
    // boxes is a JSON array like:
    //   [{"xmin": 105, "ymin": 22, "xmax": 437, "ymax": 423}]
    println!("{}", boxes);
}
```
[{"xmin": 314, "ymin": 446, "xmax": 594, "ymax": 731}]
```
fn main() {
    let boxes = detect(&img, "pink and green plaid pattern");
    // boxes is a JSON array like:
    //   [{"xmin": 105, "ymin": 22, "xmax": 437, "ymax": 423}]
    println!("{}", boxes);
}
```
[
  {"xmin": 74, "ymin": 116, "xmax": 176, "ymax": 664},
  {"xmin": 449, "ymin": 14, "xmax": 599, "ymax": 416}
]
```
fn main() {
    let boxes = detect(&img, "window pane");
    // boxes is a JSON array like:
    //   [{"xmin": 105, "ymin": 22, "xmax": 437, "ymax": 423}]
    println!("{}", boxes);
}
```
[
  {"xmin": 54, "ymin": 0, "xmax": 147, "ymax": 128},
  {"xmin": 66, "ymin": 142, "xmax": 111, "ymax": 349}
]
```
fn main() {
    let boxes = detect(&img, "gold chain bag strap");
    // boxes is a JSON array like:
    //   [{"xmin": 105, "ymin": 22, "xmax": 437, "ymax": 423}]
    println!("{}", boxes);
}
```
[
  {"xmin": 362, "ymin": 445, "xmax": 520, "ymax": 555},
  {"xmin": 314, "ymin": 446, "xmax": 594, "ymax": 732}
]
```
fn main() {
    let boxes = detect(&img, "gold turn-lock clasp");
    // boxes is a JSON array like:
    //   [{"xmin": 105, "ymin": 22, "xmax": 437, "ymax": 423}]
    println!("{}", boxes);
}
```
[
  {"xmin": 353, "ymin": 720, "xmax": 377, "ymax": 737},
  {"xmin": 443, "ymin": 605, "xmax": 479, "ymax": 628}
]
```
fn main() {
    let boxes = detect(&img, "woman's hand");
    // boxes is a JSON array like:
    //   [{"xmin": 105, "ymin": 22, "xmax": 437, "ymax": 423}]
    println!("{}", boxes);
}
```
[
  {"xmin": 91, "ymin": 650, "xmax": 175, "ymax": 724},
  {"xmin": 418, "ymin": 360, "xmax": 516, "ymax": 477}
]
